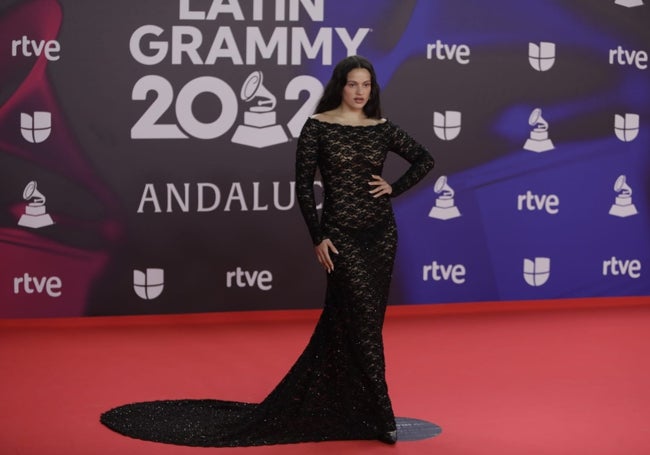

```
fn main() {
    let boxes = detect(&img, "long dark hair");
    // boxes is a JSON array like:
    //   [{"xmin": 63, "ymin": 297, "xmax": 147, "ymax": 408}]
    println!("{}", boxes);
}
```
[{"xmin": 314, "ymin": 55, "xmax": 382, "ymax": 119}]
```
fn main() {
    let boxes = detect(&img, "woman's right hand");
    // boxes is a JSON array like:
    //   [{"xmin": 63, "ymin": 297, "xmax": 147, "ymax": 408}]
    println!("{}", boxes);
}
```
[{"xmin": 315, "ymin": 238, "xmax": 339, "ymax": 273}]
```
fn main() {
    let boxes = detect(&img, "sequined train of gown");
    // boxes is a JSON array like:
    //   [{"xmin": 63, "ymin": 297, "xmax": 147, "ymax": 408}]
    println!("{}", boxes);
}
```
[{"xmin": 100, "ymin": 117, "xmax": 434, "ymax": 447}]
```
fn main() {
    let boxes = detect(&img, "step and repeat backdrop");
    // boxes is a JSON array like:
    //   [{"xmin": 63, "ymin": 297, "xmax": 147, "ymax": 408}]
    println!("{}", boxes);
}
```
[{"xmin": 1, "ymin": 0, "xmax": 648, "ymax": 318}]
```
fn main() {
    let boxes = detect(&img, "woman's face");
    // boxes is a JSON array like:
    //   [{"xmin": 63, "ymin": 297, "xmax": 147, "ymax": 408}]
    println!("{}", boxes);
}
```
[{"xmin": 340, "ymin": 68, "xmax": 372, "ymax": 112}]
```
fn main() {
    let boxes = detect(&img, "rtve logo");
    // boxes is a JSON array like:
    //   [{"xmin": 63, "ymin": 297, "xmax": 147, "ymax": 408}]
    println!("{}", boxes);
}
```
[
  {"xmin": 422, "ymin": 261, "xmax": 467, "ymax": 284},
  {"xmin": 602, "ymin": 257, "xmax": 642, "ymax": 279},
  {"xmin": 426, "ymin": 40, "xmax": 471, "ymax": 64},
  {"xmin": 226, "ymin": 267, "xmax": 273, "ymax": 291},
  {"xmin": 13, "ymin": 273, "xmax": 62, "ymax": 297},
  {"xmin": 523, "ymin": 257, "xmax": 550, "ymax": 287},
  {"xmin": 529, "ymin": 42, "xmax": 556, "ymax": 71},
  {"xmin": 133, "ymin": 268, "xmax": 164, "ymax": 300},
  {"xmin": 609, "ymin": 46, "xmax": 648, "ymax": 69},
  {"xmin": 11, "ymin": 36, "xmax": 61, "ymax": 61},
  {"xmin": 21, "ymin": 112, "xmax": 52, "ymax": 143},
  {"xmin": 517, "ymin": 191, "xmax": 560, "ymax": 214},
  {"xmin": 433, "ymin": 111, "xmax": 461, "ymax": 141}
]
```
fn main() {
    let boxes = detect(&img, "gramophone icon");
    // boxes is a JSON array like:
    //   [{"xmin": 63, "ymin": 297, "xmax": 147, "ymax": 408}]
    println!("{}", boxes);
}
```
[
  {"xmin": 524, "ymin": 108, "xmax": 554, "ymax": 153},
  {"xmin": 18, "ymin": 181, "xmax": 55, "ymax": 228},
  {"xmin": 609, "ymin": 175, "xmax": 638, "ymax": 218},
  {"xmin": 231, "ymin": 70, "xmax": 288, "ymax": 148},
  {"xmin": 428, "ymin": 176, "xmax": 461, "ymax": 220}
]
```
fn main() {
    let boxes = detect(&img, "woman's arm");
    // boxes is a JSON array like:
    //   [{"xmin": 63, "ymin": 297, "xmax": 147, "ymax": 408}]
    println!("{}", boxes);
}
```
[
  {"xmin": 295, "ymin": 119, "xmax": 324, "ymax": 245},
  {"xmin": 388, "ymin": 123, "xmax": 435, "ymax": 197}
]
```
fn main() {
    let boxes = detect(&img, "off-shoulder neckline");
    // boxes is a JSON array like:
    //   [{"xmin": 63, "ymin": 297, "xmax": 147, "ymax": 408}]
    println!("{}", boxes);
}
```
[{"xmin": 307, "ymin": 116, "xmax": 389, "ymax": 128}]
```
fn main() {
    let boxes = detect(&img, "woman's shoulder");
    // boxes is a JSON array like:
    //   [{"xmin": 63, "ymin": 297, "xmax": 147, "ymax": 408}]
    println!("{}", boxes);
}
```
[
  {"xmin": 309, "ymin": 112, "xmax": 389, "ymax": 128},
  {"xmin": 309, "ymin": 111, "xmax": 342, "ymax": 125}
]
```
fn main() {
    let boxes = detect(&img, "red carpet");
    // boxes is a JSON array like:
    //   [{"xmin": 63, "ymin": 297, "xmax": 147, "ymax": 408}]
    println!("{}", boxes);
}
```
[{"xmin": 1, "ymin": 297, "xmax": 649, "ymax": 454}]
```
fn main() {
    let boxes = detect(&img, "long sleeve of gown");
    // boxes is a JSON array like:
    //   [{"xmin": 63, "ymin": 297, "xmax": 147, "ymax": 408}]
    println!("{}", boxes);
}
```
[
  {"xmin": 295, "ymin": 119, "xmax": 324, "ymax": 245},
  {"xmin": 387, "ymin": 123, "xmax": 435, "ymax": 197}
]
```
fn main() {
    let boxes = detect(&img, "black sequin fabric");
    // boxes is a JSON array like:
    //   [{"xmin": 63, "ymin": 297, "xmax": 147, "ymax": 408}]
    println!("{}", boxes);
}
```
[{"xmin": 100, "ymin": 118, "xmax": 434, "ymax": 447}]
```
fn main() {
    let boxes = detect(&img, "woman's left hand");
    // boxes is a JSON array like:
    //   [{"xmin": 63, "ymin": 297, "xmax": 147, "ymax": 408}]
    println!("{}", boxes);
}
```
[{"xmin": 368, "ymin": 174, "xmax": 392, "ymax": 198}]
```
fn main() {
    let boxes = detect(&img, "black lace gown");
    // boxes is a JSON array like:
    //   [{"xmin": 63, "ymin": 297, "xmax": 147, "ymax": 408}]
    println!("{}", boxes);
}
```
[{"xmin": 100, "ymin": 118, "xmax": 434, "ymax": 447}]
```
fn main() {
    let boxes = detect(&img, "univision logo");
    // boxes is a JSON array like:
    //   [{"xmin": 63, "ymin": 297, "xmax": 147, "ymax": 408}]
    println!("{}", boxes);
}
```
[
  {"xmin": 433, "ymin": 111, "xmax": 461, "ymax": 140},
  {"xmin": 21, "ymin": 111, "xmax": 52, "ymax": 143},
  {"xmin": 523, "ymin": 257, "xmax": 550, "ymax": 287},
  {"xmin": 133, "ymin": 268, "xmax": 164, "ymax": 300},
  {"xmin": 614, "ymin": 113, "xmax": 639, "ymax": 142},
  {"xmin": 529, "ymin": 42, "xmax": 556, "ymax": 71}
]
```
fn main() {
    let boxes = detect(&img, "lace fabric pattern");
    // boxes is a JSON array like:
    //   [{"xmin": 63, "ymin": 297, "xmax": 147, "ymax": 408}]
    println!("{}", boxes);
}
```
[
  {"xmin": 295, "ymin": 118, "xmax": 435, "ymax": 245},
  {"xmin": 100, "ymin": 118, "xmax": 434, "ymax": 447}
]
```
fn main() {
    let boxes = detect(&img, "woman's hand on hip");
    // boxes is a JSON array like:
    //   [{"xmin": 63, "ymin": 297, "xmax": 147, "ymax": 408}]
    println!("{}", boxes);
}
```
[
  {"xmin": 369, "ymin": 174, "xmax": 392, "ymax": 198},
  {"xmin": 315, "ymin": 238, "xmax": 339, "ymax": 273}
]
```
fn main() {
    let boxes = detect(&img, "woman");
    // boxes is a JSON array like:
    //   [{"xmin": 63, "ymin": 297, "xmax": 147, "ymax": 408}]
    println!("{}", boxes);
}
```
[
  {"xmin": 100, "ymin": 55, "xmax": 434, "ymax": 447},
  {"xmin": 294, "ymin": 55, "xmax": 435, "ymax": 443}
]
